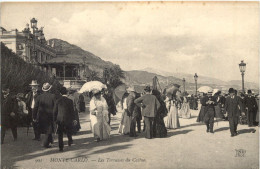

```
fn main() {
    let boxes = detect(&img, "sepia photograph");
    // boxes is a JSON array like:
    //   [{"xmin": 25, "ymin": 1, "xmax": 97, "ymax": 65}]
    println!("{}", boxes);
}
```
[{"xmin": 0, "ymin": 1, "xmax": 259, "ymax": 169}]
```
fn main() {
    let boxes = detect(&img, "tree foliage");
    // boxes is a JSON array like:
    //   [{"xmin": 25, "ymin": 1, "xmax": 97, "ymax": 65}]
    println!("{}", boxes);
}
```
[
  {"xmin": 1, "ymin": 42, "xmax": 62, "ymax": 94},
  {"xmin": 102, "ymin": 65, "xmax": 125, "ymax": 89}
]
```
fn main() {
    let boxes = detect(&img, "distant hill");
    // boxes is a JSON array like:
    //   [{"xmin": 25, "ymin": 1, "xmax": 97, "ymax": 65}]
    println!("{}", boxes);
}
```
[
  {"xmin": 125, "ymin": 70, "xmax": 259, "ymax": 94},
  {"xmin": 125, "ymin": 70, "xmax": 189, "ymax": 90},
  {"xmin": 141, "ymin": 67, "xmax": 228, "ymax": 85},
  {"xmin": 48, "ymin": 38, "xmax": 115, "ymax": 74}
]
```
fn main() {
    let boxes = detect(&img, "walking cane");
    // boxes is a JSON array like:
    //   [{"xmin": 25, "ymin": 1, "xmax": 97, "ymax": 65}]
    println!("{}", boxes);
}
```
[{"xmin": 27, "ymin": 125, "xmax": 30, "ymax": 136}]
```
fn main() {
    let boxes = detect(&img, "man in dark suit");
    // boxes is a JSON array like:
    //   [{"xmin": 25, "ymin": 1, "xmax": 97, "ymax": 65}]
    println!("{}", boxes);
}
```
[
  {"xmin": 1, "ymin": 86, "xmax": 18, "ymax": 144},
  {"xmin": 225, "ymin": 88, "xmax": 245, "ymax": 137},
  {"xmin": 54, "ymin": 87, "xmax": 77, "ymax": 152},
  {"xmin": 33, "ymin": 83, "xmax": 56, "ymax": 148},
  {"xmin": 244, "ymin": 90, "xmax": 258, "ymax": 127},
  {"xmin": 26, "ymin": 80, "xmax": 41, "ymax": 141},
  {"xmin": 134, "ymin": 86, "xmax": 161, "ymax": 139}
]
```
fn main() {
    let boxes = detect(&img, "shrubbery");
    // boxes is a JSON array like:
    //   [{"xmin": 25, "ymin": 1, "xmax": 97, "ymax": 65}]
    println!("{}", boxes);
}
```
[{"xmin": 1, "ymin": 42, "xmax": 62, "ymax": 94}]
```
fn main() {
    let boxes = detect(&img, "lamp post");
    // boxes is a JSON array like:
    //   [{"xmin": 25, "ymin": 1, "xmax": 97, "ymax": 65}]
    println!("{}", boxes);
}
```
[
  {"xmin": 30, "ymin": 18, "xmax": 38, "ymax": 66},
  {"xmin": 239, "ymin": 60, "xmax": 246, "ymax": 93},
  {"xmin": 194, "ymin": 73, "xmax": 198, "ymax": 96},
  {"xmin": 63, "ymin": 60, "xmax": 66, "ymax": 81},
  {"xmin": 182, "ymin": 78, "xmax": 186, "ymax": 93},
  {"xmin": 83, "ymin": 57, "xmax": 86, "ymax": 79}
]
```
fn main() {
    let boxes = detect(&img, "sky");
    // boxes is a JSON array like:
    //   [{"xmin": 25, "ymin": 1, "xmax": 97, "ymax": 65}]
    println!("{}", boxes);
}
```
[{"xmin": 1, "ymin": 2, "xmax": 259, "ymax": 83}]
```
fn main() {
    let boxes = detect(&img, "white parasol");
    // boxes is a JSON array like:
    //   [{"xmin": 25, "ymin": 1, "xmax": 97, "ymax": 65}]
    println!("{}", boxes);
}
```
[
  {"xmin": 79, "ymin": 81, "xmax": 107, "ymax": 93},
  {"xmin": 198, "ymin": 86, "xmax": 213, "ymax": 93}
]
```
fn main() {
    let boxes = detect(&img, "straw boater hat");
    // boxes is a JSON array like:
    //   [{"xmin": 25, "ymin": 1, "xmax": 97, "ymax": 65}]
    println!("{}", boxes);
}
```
[
  {"xmin": 42, "ymin": 83, "xmax": 52, "ymax": 92},
  {"xmin": 29, "ymin": 80, "xmax": 39, "ymax": 86}
]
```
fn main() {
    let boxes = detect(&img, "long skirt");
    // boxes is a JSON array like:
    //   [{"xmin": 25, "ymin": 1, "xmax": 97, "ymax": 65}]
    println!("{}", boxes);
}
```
[
  {"xmin": 90, "ymin": 114, "xmax": 111, "ymax": 140},
  {"xmin": 214, "ymin": 104, "xmax": 224, "ymax": 120},
  {"xmin": 153, "ymin": 116, "xmax": 167, "ymax": 138},
  {"xmin": 180, "ymin": 103, "xmax": 191, "ymax": 119},
  {"xmin": 164, "ymin": 105, "xmax": 180, "ymax": 129},
  {"xmin": 118, "ymin": 111, "xmax": 131, "ymax": 135},
  {"xmin": 197, "ymin": 106, "xmax": 206, "ymax": 123}
]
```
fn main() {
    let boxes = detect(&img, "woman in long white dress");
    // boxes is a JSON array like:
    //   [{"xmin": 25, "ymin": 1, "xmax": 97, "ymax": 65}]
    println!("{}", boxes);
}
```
[
  {"xmin": 89, "ymin": 90, "xmax": 111, "ymax": 142},
  {"xmin": 118, "ymin": 93, "xmax": 131, "ymax": 135},
  {"xmin": 180, "ymin": 96, "xmax": 191, "ymax": 119},
  {"xmin": 164, "ymin": 96, "xmax": 180, "ymax": 129}
]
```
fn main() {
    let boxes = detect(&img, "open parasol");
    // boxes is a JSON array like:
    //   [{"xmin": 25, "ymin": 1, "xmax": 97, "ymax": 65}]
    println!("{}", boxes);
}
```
[
  {"xmin": 79, "ymin": 81, "xmax": 107, "ymax": 93},
  {"xmin": 198, "ymin": 86, "xmax": 213, "ymax": 93}
]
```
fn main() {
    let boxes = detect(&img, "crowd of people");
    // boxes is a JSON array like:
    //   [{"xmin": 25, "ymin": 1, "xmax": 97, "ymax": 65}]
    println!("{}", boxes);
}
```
[
  {"xmin": 197, "ymin": 88, "xmax": 259, "ymax": 136},
  {"xmin": 1, "ymin": 80, "xmax": 259, "ymax": 152}
]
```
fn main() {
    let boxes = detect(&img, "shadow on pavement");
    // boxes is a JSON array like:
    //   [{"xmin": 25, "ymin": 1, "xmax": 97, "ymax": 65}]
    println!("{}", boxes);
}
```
[
  {"xmin": 180, "ymin": 122, "xmax": 204, "ymax": 129},
  {"xmin": 166, "ymin": 129, "xmax": 193, "ymax": 138},
  {"xmin": 238, "ymin": 128, "xmax": 256, "ymax": 134},
  {"xmin": 214, "ymin": 127, "xmax": 229, "ymax": 133}
]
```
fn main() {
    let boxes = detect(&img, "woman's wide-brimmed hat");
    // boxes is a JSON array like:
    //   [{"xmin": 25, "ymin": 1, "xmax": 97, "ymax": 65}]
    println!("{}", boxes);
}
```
[
  {"xmin": 42, "ymin": 83, "xmax": 52, "ymax": 92},
  {"xmin": 29, "ymin": 80, "xmax": 39, "ymax": 86}
]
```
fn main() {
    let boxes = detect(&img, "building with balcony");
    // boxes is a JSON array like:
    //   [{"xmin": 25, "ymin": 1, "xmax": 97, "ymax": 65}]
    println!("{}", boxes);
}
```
[{"xmin": 0, "ymin": 18, "xmax": 89, "ymax": 89}]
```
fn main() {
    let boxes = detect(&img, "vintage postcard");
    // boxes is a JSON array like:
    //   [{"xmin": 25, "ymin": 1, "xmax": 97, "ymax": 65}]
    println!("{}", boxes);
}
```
[{"xmin": 0, "ymin": 1, "xmax": 259, "ymax": 169}]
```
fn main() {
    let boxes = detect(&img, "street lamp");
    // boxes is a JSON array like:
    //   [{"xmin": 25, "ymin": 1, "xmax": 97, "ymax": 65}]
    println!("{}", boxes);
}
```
[
  {"xmin": 239, "ymin": 60, "xmax": 246, "ymax": 93},
  {"xmin": 30, "ymin": 18, "xmax": 38, "ymax": 66},
  {"xmin": 30, "ymin": 18, "xmax": 38, "ymax": 33},
  {"xmin": 63, "ymin": 60, "xmax": 66, "ymax": 81},
  {"xmin": 194, "ymin": 73, "xmax": 198, "ymax": 96},
  {"xmin": 182, "ymin": 78, "xmax": 186, "ymax": 93}
]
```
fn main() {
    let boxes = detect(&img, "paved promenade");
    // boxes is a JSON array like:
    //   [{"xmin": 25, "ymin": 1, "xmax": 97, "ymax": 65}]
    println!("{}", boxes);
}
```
[{"xmin": 1, "ymin": 109, "xmax": 259, "ymax": 169}]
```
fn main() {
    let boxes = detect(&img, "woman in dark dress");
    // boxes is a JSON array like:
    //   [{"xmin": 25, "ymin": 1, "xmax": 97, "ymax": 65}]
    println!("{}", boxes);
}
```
[
  {"xmin": 197, "ymin": 93, "xmax": 207, "ymax": 123},
  {"xmin": 152, "ymin": 90, "xmax": 167, "ymax": 138}
]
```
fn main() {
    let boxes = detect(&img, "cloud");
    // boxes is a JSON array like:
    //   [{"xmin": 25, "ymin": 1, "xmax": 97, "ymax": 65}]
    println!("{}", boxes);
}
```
[{"xmin": 1, "ymin": 2, "xmax": 259, "ymax": 83}]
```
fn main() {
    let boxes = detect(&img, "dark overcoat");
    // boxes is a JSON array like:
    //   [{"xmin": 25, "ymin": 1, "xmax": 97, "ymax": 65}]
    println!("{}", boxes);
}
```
[
  {"xmin": 26, "ymin": 91, "xmax": 41, "ymax": 122},
  {"xmin": 245, "ymin": 96, "xmax": 257, "ymax": 112},
  {"xmin": 53, "ymin": 96, "xmax": 76, "ymax": 133},
  {"xmin": 1, "ymin": 94, "xmax": 18, "ymax": 128},
  {"xmin": 225, "ymin": 96, "xmax": 244, "ymax": 118},
  {"xmin": 33, "ymin": 92, "xmax": 56, "ymax": 134}
]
